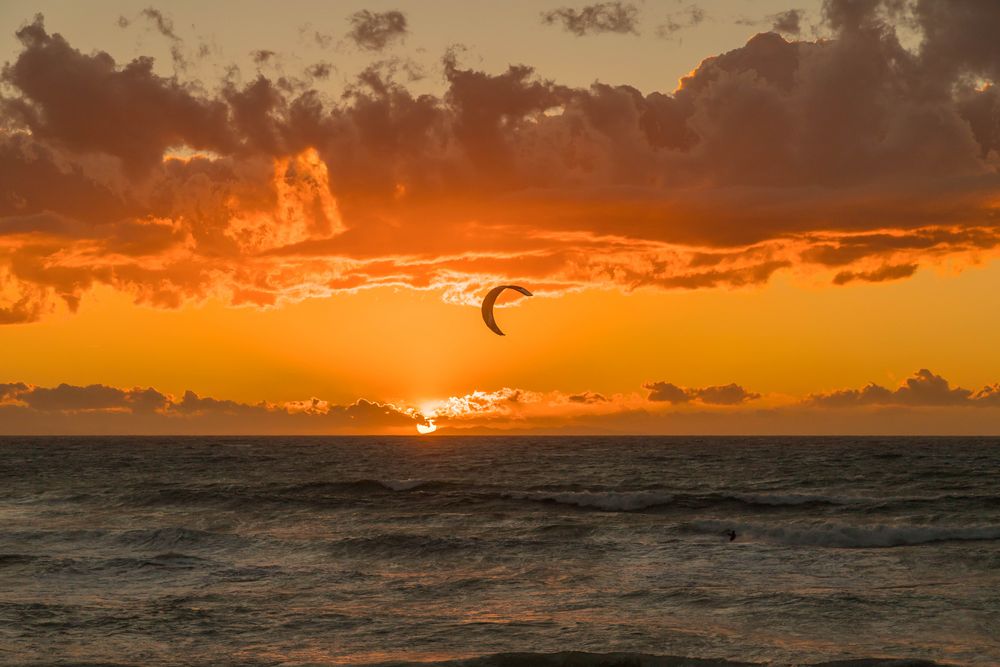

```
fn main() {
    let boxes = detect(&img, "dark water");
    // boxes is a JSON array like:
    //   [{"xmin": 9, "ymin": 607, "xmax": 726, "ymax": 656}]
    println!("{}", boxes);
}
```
[{"xmin": 1, "ymin": 436, "xmax": 998, "ymax": 666}]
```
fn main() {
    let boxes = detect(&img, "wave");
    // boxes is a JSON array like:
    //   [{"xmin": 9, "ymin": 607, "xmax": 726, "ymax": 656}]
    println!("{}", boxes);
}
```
[
  {"xmin": 872, "ymin": 492, "xmax": 1000, "ymax": 511},
  {"xmin": 725, "ymin": 492, "xmax": 860, "ymax": 507},
  {"xmin": 41, "ymin": 478, "xmax": 1000, "ymax": 518},
  {"xmin": 366, "ymin": 651, "xmax": 950, "ymax": 667},
  {"xmin": 71, "ymin": 553, "xmax": 211, "ymax": 573},
  {"xmin": 378, "ymin": 479, "xmax": 436, "ymax": 491},
  {"xmin": 277, "ymin": 479, "xmax": 443, "ymax": 493},
  {"xmin": 0, "ymin": 553, "xmax": 37, "ymax": 567},
  {"xmin": 502, "ymin": 490, "xmax": 855, "ymax": 512},
  {"xmin": 690, "ymin": 519, "xmax": 1000, "ymax": 548},
  {"xmin": 118, "ymin": 478, "xmax": 445, "ymax": 508},
  {"xmin": 503, "ymin": 490, "xmax": 676, "ymax": 512},
  {"xmin": 327, "ymin": 533, "xmax": 483, "ymax": 558},
  {"xmin": 114, "ymin": 526, "xmax": 247, "ymax": 551}
]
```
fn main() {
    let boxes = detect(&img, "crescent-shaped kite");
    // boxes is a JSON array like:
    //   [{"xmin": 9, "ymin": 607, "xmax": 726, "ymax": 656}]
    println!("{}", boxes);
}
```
[{"xmin": 481, "ymin": 285, "xmax": 533, "ymax": 336}]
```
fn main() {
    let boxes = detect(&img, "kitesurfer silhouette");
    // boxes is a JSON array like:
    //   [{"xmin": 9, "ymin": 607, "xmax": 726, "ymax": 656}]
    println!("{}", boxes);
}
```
[{"xmin": 481, "ymin": 285, "xmax": 533, "ymax": 336}]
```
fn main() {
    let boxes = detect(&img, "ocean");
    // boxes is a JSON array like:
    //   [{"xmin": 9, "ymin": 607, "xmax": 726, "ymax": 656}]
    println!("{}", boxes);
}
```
[{"xmin": 1, "ymin": 436, "xmax": 998, "ymax": 666}]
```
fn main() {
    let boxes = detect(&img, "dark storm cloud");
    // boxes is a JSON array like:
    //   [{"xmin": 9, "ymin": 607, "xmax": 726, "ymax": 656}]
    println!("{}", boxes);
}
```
[
  {"xmin": 541, "ymin": 2, "xmax": 640, "ymax": 36},
  {"xmin": 914, "ymin": 0, "xmax": 1000, "ymax": 83},
  {"xmin": 347, "ymin": 10, "xmax": 408, "ymax": 51},
  {"xmin": 644, "ymin": 381, "xmax": 760, "ymax": 405},
  {"xmin": 772, "ymin": 9, "xmax": 803, "ymax": 34},
  {"xmin": 807, "ymin": 369, "xmax": 1000, "ymax": 407},
  {"xmin": 2, "ymin": 4, "xmax": 1000, "ymax": 322},
  {"xmin": 2, "ymin": 16, "xmax": 235, "ymax": 171}
]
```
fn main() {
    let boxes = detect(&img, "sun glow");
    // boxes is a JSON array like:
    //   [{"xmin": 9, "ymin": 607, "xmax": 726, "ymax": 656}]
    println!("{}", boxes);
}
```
[{"xmin": 416, "ymin": 420, "xmax": 437, "ymax": 435}]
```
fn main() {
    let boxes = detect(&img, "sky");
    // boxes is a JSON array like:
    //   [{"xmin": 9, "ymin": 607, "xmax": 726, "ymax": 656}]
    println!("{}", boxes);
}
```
[{"xmin": 0, "ymin": 0, "xmax": 999, "ymax": 435}]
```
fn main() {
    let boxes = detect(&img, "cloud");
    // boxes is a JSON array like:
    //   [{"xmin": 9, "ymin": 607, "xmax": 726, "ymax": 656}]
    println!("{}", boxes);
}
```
[
  {"xmin": 0, "ymin": 380, "xmax": 425, "ymax": 434},
  {"xmin": 642, "ymin": 382, "xmax": 690, "ymax": 404},
  {"xmin": 0, "ymin": 382, "xmax": 28, "ymax": 401},
  {"xmin": 3, "ymin": 17, "xmax": 234, "ymax": 171},
  {"xmin": 974, "ymin": 384, "xmax": 1000, "ymax": 406},
  {"xmin": 139, "ymin": 8, "xmax": 180, "ymax": 41},
  {"xmin": 299, "ymin": 23, "xmax": 333, "ymax": 49},
  {"xmin": 19, "ymin": 383, "xmax": 168, "ymax": 412},
  {"xmin": 2, "ymin": 6, "xmax": 1000, "ymax": 322},
  {"xmin": 644, "ymin": 381, "xmax": 760, "ymax": 405},
  {"xmin": 251, "ymin": 49, "xmax": 276, "ymax": 66},
  {"xmin": 306, "ymin": 62, "xmax": 333, "ymax": 79},
  {"xmin": 2, "ymin": 372, "xmax": 998, "ymax": 434},
  {"xmin": 421, "ymin": 387, "xmax": 651, "ymax": 429},
  {"xmin": 116, "ymin": 8, "xmax": 187, "ymax": 70},
  {"xmin": 424, "ymin": 388, "xmax": 542, "ymax": 422},
  {"xmin": 541, "ymin": 2, "xmax": 639, "ymax": 36},
  {"xmin": 419, "ymin": 371, "xmax": 1000, "ymax": 434},
  {"xmin": 568, "ymin": 391, "xmax": 610, "ymax": 403},
  {"xmin": 915, "ymin": 0, "xmax": 1000, "ymax": 83},
  {"xmin": 807, "ymin": 369, "xmax": 995, "ymax": 407},
  {"xmin": 657, "ymin": 4, "xmax": 706, "ymax": 39},
  {"xmin": 832, "ymin": 263, "xmax": 917, "ymax": 284},
  {"xmin": 347, "ymin": 10, "xmax": 407, "ymax": 51},
  {"xmin": 771, "ymin": 9, "xmax": 803, "ymax": 35}
]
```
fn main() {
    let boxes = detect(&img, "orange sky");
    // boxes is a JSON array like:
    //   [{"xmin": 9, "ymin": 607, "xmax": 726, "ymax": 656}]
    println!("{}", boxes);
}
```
[{"xmin": 0, "ymin": 1, "xmax": 999, "ymax": 434}]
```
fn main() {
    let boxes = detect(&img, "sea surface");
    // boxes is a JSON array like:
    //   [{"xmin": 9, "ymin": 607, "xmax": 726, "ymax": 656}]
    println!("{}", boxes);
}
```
[{"xmin": 1, "ymin": 436, "xmax": 998, "ymax": 666}]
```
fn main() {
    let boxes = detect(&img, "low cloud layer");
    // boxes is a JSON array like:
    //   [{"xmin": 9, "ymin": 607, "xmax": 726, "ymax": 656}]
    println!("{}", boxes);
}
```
[
  {"xmin": 1, "ymin": 1, "xmax": 1000, "ymax": 322},
  {"xmin": 808, "ymin": 369, "xmax": 1000, "ymax": 407},
  {"xmin": 417, "ymin": 368, "xmax": 1000, "ymax": 434},
  {"xmin": 0, "ymin": 382, "xmax": 423, "ymax": 434},
  {"xmin": 644, "ymin": 381, "xmax": 760, "ymax": 405},
  {"xmin": 0, "ymin": 369, "xmax": 998, "ymax": 434}
]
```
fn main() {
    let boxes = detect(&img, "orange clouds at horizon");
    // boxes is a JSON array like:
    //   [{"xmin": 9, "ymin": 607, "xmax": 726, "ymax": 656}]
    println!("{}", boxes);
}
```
[{"xmin": 1, "ymin": 368, "xmax": 998, "ymax": 436}]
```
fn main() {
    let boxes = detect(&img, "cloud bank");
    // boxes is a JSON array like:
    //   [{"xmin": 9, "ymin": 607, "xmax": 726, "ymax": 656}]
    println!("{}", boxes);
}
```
[
  {"xmin": 0, "ymin": 368, "xmax": 998, "ymax": 434},
  {"xmin": 0, "ymin": 381, "xmax": 424, "ymax": 434},
  {"xmin": 1, "ymin": 1, "xmax": 1000, "ymax": 322},
  {"xmin": 644, "ymin": 381, "xmax": 760, "ymax": 405},
  {"xmin": 807, "ymin": 368, "xmax": 1000, "ymax": 407}
]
